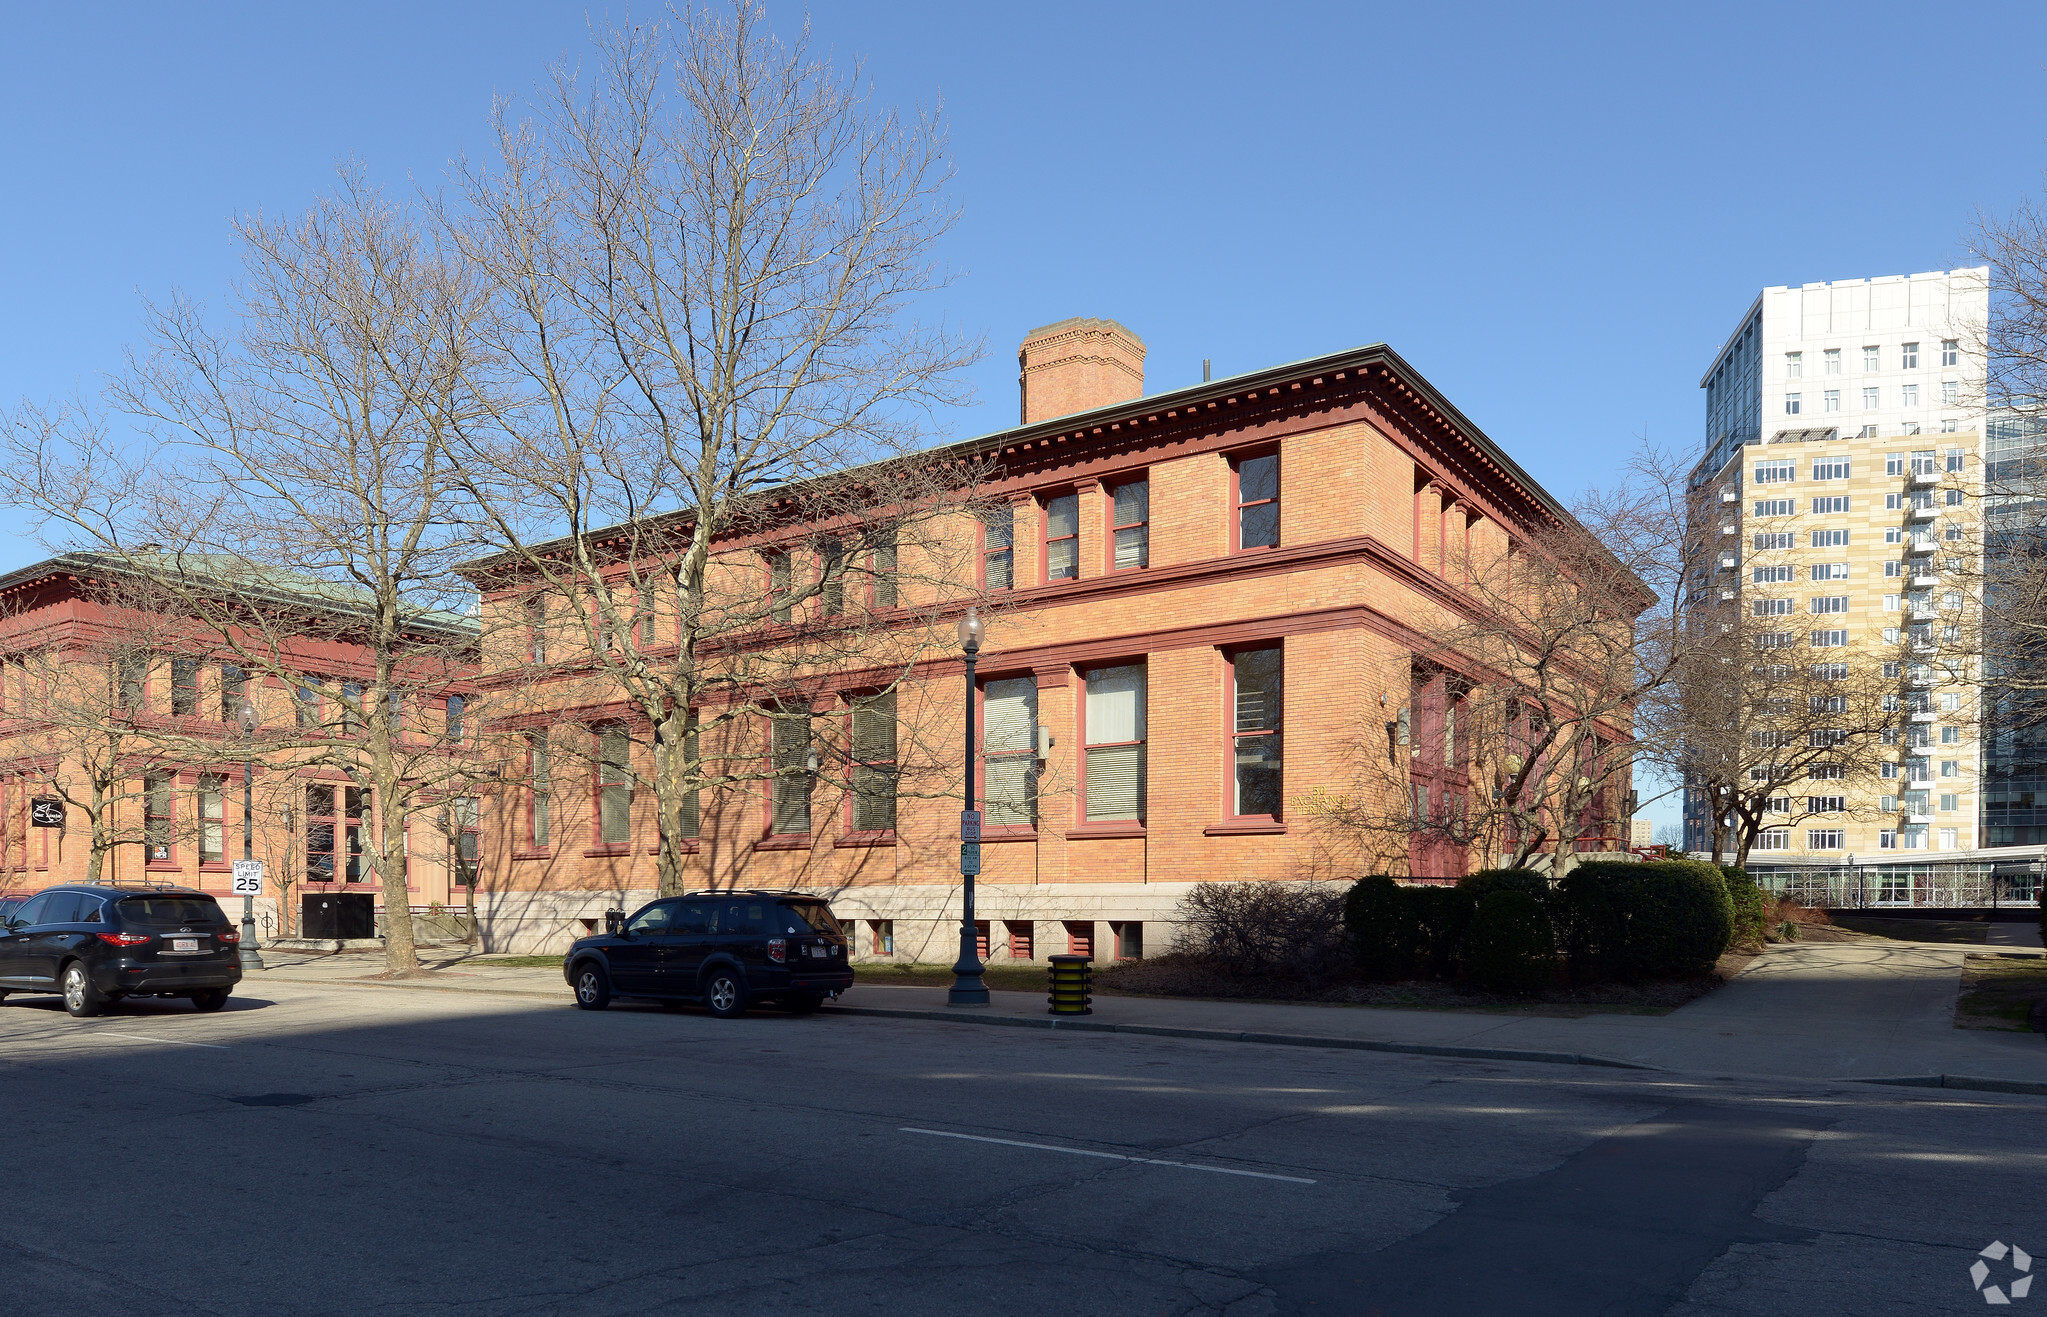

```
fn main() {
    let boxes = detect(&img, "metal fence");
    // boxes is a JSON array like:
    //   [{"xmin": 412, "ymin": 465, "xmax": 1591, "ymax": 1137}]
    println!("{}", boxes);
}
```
[{"xmin": 1749, "ymin": 863, "xmax": 2042, "ymax": 909}]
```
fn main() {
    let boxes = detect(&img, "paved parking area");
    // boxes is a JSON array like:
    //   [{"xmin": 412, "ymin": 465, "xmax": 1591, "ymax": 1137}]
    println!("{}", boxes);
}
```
[{"xmin": 0, "ymin": 978, "xmax": 2039, "ymax": 1315}]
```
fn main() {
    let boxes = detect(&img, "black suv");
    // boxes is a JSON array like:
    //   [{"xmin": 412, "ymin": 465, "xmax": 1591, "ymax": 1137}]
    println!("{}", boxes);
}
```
[
  {"xmin": 565, "ymin": 890, "xmax": 852, "ymax": 1017},
  {"xmin": 0, "ymin": 885, "xmax": 242, "ymax": 1017}
]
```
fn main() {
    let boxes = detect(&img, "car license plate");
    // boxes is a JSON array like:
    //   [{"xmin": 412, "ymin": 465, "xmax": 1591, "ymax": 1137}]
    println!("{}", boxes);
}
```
[{"xmin": 172, "ymin": 938, "xmax": 198, "ymax": 953}]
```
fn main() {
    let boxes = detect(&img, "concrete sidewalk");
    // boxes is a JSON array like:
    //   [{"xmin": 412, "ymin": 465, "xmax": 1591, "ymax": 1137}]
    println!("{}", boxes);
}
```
[{"xmin": 250, "ymin": 941, "xmax": 2047, "ymax": 1088}]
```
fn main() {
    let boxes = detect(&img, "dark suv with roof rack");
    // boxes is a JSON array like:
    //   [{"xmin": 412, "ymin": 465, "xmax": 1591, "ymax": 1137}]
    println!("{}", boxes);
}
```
[
  {"xmin": 564, "ymin": 890, "xmax": 851, "ymax": 1018},
  {"xmin": 0, "ymin": 885, "xmax": 242, "ymax": 1017}
]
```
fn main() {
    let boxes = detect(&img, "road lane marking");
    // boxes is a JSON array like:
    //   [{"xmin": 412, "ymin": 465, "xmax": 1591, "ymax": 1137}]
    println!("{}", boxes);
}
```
[
  {"xmin": 900, "ymin": 1127, "xmax": 1315, "ymax": 1183},
  {"xmin": 89, "ymin": 1032, "xmax": 230, "ymax": 1049}
]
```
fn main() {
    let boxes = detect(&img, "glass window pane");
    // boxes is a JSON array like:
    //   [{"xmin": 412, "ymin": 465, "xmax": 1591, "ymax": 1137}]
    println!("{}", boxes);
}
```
[
  {"xmin": 1113, "ymin": 525, "xmax": 1148, "ymax": 569},
  {"xmin": 1233, "ymin": 648, "xmax": 1283, "ymax": 732},
  {"xmin": 1084, "ymin": 665, "xmax": 1146, "ymax": 744},
  {"xmin": 1113, "ymin": 480, "xmax": 1148, "ymax": 527},
  {"xmin": 986, "ymin": 550, "xmax": 1013, "ymax": 590},
  {"xmin": 1085, "ymin": 744, "xmax": 1145, "ymax": 821},
  {"xmin": 1240, "ymin": 500, "xmax": 1279, "ymax": 549},
  {"xmin": 984, "ymin": 755, "xmax": 1036, "ymax": 827},
  {"xmin": 853, "ymin": 763, "xmax": 896, "ymax": 831},
  {"xmin": 983, "ymin": 511, "xmax": 1013, "ymax": 551},
  {"xmin": 1046, "ymin": 537, "xmax": 1077, "ymax": 580},
  {"xmin": 1238, "ymin": 453, "xmax": 1278, "ymax": 504},
  {"xmin": 983, "ymin": 679, "xmax": 1037, "ymax": 753},
  {"xmin": 1046, "ymin": 494, "xmax": 1078, "ymax": 539},
  {"xmin": 1235, "ymin": 732, "xmax": 1283, "ymax": 816}
]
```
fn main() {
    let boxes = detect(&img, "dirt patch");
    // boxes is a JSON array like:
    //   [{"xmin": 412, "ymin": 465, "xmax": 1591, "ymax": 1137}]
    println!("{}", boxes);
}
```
[
  {"xmin": 359, "ymin": 969, "xmax": 474, "ymax": 981},
  {"xmin": 1955, "ymin": 954, "xmax": 2047, "ymax": 1033},
  {"xmin": 1085, "ymin": 952, "xmax": 1746, "ymax": 1018}
]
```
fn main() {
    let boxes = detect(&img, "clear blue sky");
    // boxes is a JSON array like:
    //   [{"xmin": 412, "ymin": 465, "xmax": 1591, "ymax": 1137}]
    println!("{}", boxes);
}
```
[{"xmin": 8, "ymin": 1, "xmax": 2047, "ymax": 828}]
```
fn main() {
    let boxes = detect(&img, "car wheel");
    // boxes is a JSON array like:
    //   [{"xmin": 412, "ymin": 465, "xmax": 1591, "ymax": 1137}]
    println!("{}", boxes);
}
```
[
  {"xmin": 571, "ymin": 962, "xmax": 612, "ymax": 1011},
  {"xmin": 785, "ymin": 992, "xmax": 824, "ymax": 1015},
  {"xmin": 703, "ymin": 968, "xmax": 747, "ymax": 1019},
  {"xmin": 190, "ymin": 988, "xmax": 230, "ymax": 1012},
  {"xmin": 61, "ymin": 963, "xmax": 106, "ymax": 1018}
]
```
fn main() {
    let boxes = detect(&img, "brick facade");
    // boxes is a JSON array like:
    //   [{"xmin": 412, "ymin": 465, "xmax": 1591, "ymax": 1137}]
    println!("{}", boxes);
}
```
[{"xmin": 468, "ymin": 333, "xmax": 1610, "ymax": 957}]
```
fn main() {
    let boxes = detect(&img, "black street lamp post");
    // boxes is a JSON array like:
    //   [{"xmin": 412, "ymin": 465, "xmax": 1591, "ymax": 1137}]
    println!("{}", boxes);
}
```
[
  {"xmin": 949, "ymin": 608, "xmax": 989, "ymax": 1007},
  {"xmin": 235, "ymin": 699, "xmax": 266, "ymax": 972}
]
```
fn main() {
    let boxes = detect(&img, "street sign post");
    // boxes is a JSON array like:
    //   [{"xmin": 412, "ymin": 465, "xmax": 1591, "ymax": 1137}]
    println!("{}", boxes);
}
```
[
  {"xmin": 29, "ymin": 798, "xmax": 63, "ymax": 828},
  {"xmin": 231, "ymin": 860, "xmax": 264, "ymax": 897}
]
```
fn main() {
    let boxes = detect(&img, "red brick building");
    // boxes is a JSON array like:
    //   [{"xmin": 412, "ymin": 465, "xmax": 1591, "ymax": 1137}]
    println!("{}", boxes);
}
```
[
  {"xmin": 0, "ymin": 556, "xmax": 479, "ymax": 939},
  {"xmin": 467, "ymin": 321, "xmax": 1615, "ymax": 958}
]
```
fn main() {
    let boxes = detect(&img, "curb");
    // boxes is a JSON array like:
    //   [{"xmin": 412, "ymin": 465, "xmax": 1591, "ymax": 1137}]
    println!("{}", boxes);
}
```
[
  {"xmin": 818, "ymin": 1004, "xmax": 1658, "ymax": 1071},
  {"xmin": 1854, "ymin": 1073, "xmax": 2047, "ymax": 1097}
]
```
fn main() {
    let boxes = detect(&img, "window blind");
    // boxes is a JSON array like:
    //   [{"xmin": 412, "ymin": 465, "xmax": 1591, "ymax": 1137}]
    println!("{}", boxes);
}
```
[{"xmin": 982, "ymin": 678, "xmax": 1037, "ymax": 826}]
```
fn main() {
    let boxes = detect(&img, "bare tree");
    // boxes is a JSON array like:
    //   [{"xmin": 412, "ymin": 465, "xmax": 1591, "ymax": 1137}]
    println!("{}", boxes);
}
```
[
  {"xmin": 1, "ymin": 174, "xmax": 493, "ymax": 975},
  {"xmin": 443, "ymin": 5, "xmax": 984, "ymax": 897},
  {"xmin": 1305, "ymin": 444, "xmax": 1692, "ymax": 875}
]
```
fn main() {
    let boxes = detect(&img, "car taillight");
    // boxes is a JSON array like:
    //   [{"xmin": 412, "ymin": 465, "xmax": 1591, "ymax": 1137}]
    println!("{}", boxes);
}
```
[
  {"xmin": 97, "ymin": 932, "xmax": 150, "ymax": 947},
  {"xmin": 768, "ymin": 938, "xmax": 786, "ymax": 963},
  {"xmin": 218, "ymin": 930, "xmax": 241, "ymax": 945}
]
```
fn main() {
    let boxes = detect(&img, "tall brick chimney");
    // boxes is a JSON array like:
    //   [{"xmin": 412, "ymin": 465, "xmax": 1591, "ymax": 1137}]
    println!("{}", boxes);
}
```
[{"xmin": 1017, "ymin": 317, "xmax": 1145, "ymax": 424}]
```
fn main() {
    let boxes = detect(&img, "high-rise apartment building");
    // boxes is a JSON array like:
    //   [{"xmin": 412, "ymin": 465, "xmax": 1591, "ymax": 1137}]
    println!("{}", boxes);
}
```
[{"xmin": 1685, "ymin": 269, "xmax": 1990, "ymax": 864}]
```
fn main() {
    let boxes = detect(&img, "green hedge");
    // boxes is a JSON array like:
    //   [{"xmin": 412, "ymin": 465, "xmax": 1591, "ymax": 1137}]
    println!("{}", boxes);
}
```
[
  {"xmin": 1555, "ymin": 859, "xmax": 1734, "ymax": 980},
  {"xmin": 1721, "ymin": 866, "xmax": 1769, "ymax": 949},
  {"xmin": 1466, "ymin": 890, "xmax": 1557, "ymax": 993}
]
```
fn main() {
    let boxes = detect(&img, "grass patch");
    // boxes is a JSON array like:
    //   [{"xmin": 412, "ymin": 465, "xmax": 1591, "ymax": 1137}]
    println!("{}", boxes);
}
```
[
  {"xmin": 1832, "ymin": 915, "xmax": 1992, "ymax": 944},
  {"xmin": 853, "ymin": 962, "xmax": 1048, "ymax": 992},
  {"xmin": 447, "ymin": 954, "xmax": 565, "ymax": 969},
  {"xmin": 1956, "ymin": 954, "xmax": 2047, "ymax": 1032}
]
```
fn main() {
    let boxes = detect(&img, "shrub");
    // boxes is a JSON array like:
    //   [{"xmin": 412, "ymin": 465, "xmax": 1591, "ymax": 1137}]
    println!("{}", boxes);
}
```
[
  {"xmin": 1459, "ymin": 868, "xmax": 1552, "ymax": 906},
  {"xmin": 1720, "ymin": 867, "xmax": 1769, "ymax": 949},
  {"xmin": 1177, "ymin": 881, "xmax": 1349, "ymax": 981},
  {"xmin": 1407, "ymin": 884, "xmax": 1478, "ymax": 978},
  {"xmin": 1466, "ymin": 890, "xmax": 1558, "ymax": 993},
  {"xmin": 1555, "ymin": 859, "xmax": 1734, "ymax": 981},
  {"xmin": 1344, "ymin": 876, "xmax": 1415, "ymax": 978}
]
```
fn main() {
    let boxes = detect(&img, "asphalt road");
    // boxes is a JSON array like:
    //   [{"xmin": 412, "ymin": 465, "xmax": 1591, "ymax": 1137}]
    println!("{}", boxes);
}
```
[{"xmin": 0, "ymin": 979, "xmax": 2038, "ymax": 1316}]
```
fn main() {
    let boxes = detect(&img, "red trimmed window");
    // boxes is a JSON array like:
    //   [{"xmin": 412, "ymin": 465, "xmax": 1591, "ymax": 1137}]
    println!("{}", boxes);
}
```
[
  {"xmin": 766, "ymin": 550, "xmax": 793, "ymax": 623},
  {"xmin": 819, "ymin": 537, "xmax": 846, "ymax": 617},
  {"xmin": 982, "ymin": 510, "xmax": 1014, "ymax": 590},
  {"xmin": 1229, "ymin": 647, "xmax": 1284, "ymax": 818},
  {"xmin": 449, "ymin": 797, "xmax": 480, "ymax": 890},
  {"xmin": 144, "ymin": 775, "xmax": 174, "ymax": 864},
  {"xmin": 1064, "ymin": 920, "xmax": 1093, "ymax": 957},
  {"xmin": 524, "ymin": 595, "xmax": 547, "ymax": 664},
  {"xmin": 1043, "ymin": 493, "xmax": 1078, "ymax": 581},
  {"xmin": 1081, "ymin": 664, "xmax": 1145, "ymax": 823},
  {"xmin": 597, "ymin": 727, "xmax": 632, "ymax": 846},
  {"xmin": 871, "ymin": 919, "xmax": 894, "ymax": 954},
  {"xmin": 849, "ymin": 691, "xmax": 897, "ymax": 833},
  {"xmin": 1232, "ymin": 452, "xmax": 1280, "ymax": 550},
  {"xmin": 305, "ymin": 784, "xmax": 369, "ymax": 883},
  {"xmin": 197, "ymin": 775, "xmax": 225, "ymax": 865},
  {"xmin": 975, "ymin": 920, "xmax": 990, "ymax": 959},
  {"xmin": 1110, "ymin": 479, "xmax": 1149, "ymax": 570},
  {"xmin": 1112, "ymin": 920, "xmax": 1143, "ymax": 961},
  {"xmin": 636, "ymin": 581, "xmax": 659, "ymax": 648},
  {"xmin": 527, "ymin": 733, "xmax": 550, "ymax": 849},
  {"xmin": 980, "ymin": 677, "xmax": 1037, "ymax": 827},
  {"xmin": 219, "ymin": 663, "xmax": 247, "ymax": 723},
  {"xmin": 769, "ymin": 711, "xmax": 812, "ymax": 836},
  {"xmin": 1006, "ymin": 921, "xmax": 1033, "ymax": 959},
  {"xmin": 170, "ymin": 658, "xmax": 200, "ymax": 716},
  {"xmin": 869, "ymin": 531, "xmax": 898, "ymax": 609}
]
